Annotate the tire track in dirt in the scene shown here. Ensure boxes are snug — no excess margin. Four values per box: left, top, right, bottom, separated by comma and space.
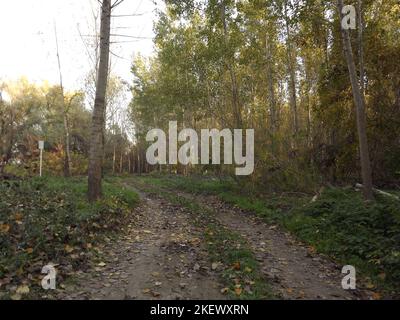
179, 192, 372, 300
55, 191, 225, 300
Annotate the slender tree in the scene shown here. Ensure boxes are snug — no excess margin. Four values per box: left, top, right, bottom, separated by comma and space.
88, 0, 112, 201
54, 23, 71, 177
337, 0, 374, 200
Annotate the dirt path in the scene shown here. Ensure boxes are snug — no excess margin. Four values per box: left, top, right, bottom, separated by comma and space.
185, 192, 371, 300
55, 180, 372, 300
56, 191, 225, 300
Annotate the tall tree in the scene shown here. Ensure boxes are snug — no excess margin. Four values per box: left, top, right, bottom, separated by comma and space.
337, 0, 374, 200
283, 1, 299, 137
88, 0, 112, 201
54, 22, 71, 177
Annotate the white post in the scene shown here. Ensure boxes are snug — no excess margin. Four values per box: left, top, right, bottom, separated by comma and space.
39, 141, 44, 177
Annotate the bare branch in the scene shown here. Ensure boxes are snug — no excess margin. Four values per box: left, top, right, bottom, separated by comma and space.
111, 0, 125, 9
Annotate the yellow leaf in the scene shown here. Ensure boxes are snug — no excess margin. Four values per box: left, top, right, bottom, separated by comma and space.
366, 282, 375, 289
11, 294, 22, 300
0, 224, 10, 234
245, 267, 252, 273
232, 261, 241, 270
26, 248, 34, 254
372, 292, 381, 300
234, 287, 242, 296
16, 285, 30, 295
64, 245, 74, 253
98, 262, 106, 267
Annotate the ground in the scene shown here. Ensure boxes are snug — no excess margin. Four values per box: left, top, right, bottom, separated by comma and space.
53, 177, 373, 300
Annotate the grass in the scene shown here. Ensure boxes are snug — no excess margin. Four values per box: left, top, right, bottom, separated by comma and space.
127, 177, 275, 300
134, 174, 400, 297
0, 176, 139, 299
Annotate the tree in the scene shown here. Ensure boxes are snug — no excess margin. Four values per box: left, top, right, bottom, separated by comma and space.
54, 22, 72, 177
337, 0, 374, 200
88, 0, 112, 202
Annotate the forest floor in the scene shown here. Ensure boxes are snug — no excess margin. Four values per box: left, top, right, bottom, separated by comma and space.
2, 175, 394, 300
54, 176, 376, 300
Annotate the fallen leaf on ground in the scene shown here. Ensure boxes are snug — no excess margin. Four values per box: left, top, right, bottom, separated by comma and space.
232, 262, 241, 270
64, 245, 74, 253
0, 224, 10, 234
16, 285, 30, 295
11, 294, 22, 300
234, 287, 242, 296
372, 292, 381, 300
98, 262, 106, 267
211, 262, 220, 270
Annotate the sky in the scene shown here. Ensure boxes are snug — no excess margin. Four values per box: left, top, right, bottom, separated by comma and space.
0, 0, 161, 91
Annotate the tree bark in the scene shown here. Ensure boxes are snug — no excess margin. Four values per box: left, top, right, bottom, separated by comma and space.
337, 0, 374, 200
284, 2, 299, 136
265, 35, 277, 133
358, 0, 365, 94
88, 0, 111, 202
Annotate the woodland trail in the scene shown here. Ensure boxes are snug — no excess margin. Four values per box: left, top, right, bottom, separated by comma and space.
180, 192, 372, 300
56, 179, 372, 300
56, 188, 225, 300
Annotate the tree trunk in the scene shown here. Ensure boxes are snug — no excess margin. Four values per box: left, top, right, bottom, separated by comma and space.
112, 145, 116, 174
63, 112, 71, 177
284, 2, 299, 136
337, 0, 374, 200
265, 35, 277, 133
88, 0, 111, 202
220, 0, 242, 128
358, 0, 365, 94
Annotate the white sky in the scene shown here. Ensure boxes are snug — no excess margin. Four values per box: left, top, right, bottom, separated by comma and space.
0, 0, 161, 91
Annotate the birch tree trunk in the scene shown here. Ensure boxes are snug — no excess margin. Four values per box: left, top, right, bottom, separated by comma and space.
88, 0, 111, 202
337, 0, 374, 200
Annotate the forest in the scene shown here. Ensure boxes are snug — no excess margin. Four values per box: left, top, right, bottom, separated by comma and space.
0, 0, 400, 302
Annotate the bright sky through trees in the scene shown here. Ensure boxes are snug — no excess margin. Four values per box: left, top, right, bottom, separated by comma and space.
0, 0, 159, 91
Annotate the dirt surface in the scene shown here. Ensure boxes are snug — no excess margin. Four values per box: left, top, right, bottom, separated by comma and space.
55, 181, 373, 300
187, 192, 372, 300
56, 190, 225, 300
